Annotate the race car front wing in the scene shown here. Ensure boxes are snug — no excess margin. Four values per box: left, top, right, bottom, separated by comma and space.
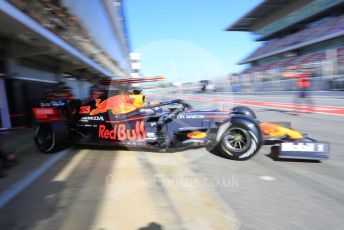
260, 122, 329, 160
279, 141, 329, 160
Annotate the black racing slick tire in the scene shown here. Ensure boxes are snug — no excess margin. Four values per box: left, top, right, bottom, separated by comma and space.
216, 118, 262, 160
34, 122, 69, 153
231, 106, 257, 119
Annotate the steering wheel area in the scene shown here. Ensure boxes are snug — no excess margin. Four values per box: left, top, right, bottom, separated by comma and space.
154, 99, 192, 124
157, 99, 192, 110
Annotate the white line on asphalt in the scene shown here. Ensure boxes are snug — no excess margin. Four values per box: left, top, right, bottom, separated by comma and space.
172, 95, 344, 116
258, 176, 276, 181
0, 149, 69, 209
232, 95, 344, 100
52, 149, 88, 182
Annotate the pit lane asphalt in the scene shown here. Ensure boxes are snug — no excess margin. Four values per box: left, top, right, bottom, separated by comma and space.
0, 93, 343, 230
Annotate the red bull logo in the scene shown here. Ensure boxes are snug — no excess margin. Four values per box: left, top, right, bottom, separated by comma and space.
90, 95, 145, 115
98, 121, 146, 141
79, 106, 91, 114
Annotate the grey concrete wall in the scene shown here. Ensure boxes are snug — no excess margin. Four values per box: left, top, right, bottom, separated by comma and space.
6, 58, 58, 83
6, 57, 92, 100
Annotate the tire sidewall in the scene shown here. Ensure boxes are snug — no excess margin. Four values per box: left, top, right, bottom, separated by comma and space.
231, 106, 257, 119
218, 120, 262, 160
34, 122, 69, 153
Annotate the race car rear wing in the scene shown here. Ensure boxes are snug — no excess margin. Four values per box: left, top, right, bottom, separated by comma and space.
100, 76, 165, 85
33, 107, 63, 122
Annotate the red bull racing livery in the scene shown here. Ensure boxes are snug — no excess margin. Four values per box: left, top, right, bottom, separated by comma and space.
32, 91, 329, 161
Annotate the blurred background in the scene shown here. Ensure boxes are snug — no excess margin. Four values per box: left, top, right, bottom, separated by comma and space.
227, 0, 344, 93
0, 1, 344, 229
0, 0, 344, 129
0, 0, 130, 129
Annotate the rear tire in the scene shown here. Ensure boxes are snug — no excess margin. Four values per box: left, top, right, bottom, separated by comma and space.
34, 122, 69, 153
216, 120, 262, 160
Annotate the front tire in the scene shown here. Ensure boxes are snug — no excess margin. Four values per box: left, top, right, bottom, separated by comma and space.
231, 106, 257, 119
216, 119, 262, 160
34, 122, 69, 153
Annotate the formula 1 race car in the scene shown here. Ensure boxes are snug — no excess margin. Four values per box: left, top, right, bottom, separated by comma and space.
32, 91, 329, 161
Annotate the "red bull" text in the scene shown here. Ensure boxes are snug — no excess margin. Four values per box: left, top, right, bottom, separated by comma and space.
98, 121, 146, 141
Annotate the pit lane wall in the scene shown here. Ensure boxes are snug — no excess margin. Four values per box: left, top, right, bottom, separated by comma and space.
0, 0, 131, 129
229, 75, 344, 92
0, 58, 94, 129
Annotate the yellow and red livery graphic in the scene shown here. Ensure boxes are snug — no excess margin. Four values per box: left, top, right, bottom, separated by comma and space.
98, 121, 146, 141
259, 122, 303, 139
90, 95, 145, 115
187, 131, 207, 139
